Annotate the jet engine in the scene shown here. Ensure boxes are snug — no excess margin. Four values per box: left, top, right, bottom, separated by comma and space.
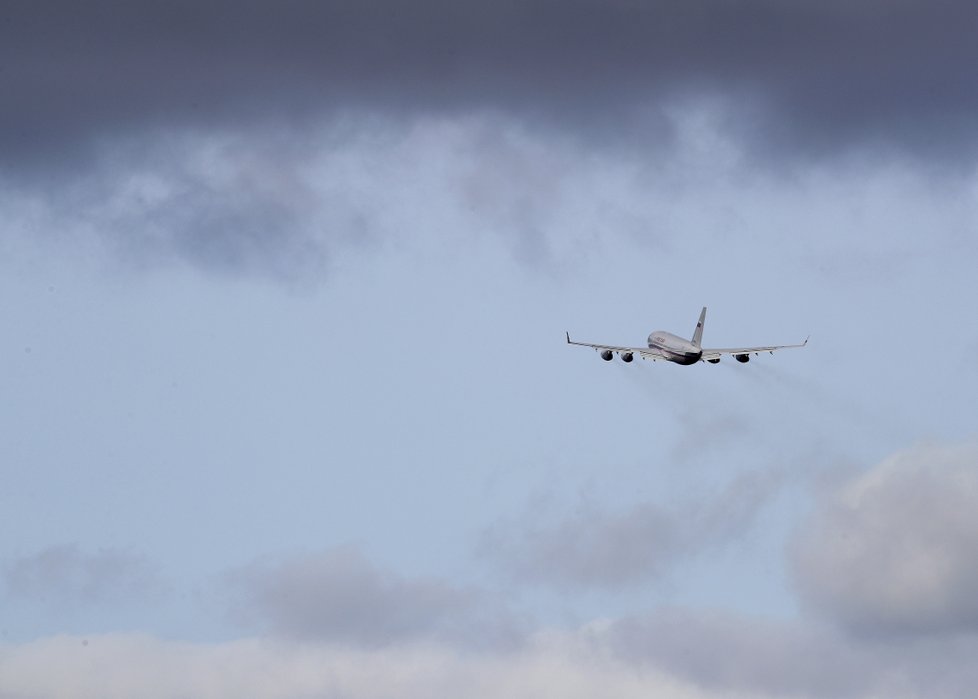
707, 358, 720, 364
600, 349, 614, 361
735, 353, 750, 363
621, 352, 634, 363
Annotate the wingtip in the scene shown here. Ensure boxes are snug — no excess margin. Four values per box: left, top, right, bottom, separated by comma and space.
566, 331, 571, 344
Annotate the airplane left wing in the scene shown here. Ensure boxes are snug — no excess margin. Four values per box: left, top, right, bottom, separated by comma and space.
700, 336, 809, 361
565, 332, 668, 361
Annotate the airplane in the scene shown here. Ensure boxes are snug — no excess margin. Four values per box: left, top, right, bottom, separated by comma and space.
566, 307, 807, 365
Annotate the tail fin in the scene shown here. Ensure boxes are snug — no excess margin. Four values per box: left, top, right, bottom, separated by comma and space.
691, 307, 706, 347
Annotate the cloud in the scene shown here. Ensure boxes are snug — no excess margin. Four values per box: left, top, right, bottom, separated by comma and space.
606, 610, 873, 698
0, 632, 720, 699
1, 112, 692, 280
3, 544, 161, 608
0, 128, 351, 280
7, 619, 978, 699
484, 500, 682, 588
0, 116, 598, 280
6, 0, 978, 284
3, 2, 976, 283
791, 442, 978, 637
228, 546, 523, 648
4, 1, 978, 171
483, 467, 786, 588
604, 608, 978, 699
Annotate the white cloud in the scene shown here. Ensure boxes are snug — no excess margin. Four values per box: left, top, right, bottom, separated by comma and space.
7, 618, 978, 699
0, 632, 719, 699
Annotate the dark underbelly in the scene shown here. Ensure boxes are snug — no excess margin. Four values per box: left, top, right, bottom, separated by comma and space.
669, 351, 702, 365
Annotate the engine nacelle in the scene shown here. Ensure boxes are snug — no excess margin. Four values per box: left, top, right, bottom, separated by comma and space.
621, 352, 634, 363
600, 349, 614, 361
707, 358, 720, 364
735, 353, 750, 363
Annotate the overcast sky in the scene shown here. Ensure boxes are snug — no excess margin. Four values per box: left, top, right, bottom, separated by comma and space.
3, 2, 978, 697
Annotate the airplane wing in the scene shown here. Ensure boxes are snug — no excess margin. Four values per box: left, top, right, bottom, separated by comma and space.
700, 336, 809, 361
565, 332, 668, 361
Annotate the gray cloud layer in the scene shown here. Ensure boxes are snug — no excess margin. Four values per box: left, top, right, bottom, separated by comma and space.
792, 443, 978, 637
606, 608, 978, 699
3, 544, 160, 608
4, 0, 978, 170
483, 467, 786, 588
229, 547, 523, 648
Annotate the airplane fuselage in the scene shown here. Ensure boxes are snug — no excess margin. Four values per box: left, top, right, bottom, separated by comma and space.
647, 331, 703, 365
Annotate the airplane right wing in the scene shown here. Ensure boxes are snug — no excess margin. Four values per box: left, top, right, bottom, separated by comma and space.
700, 336, 809, 362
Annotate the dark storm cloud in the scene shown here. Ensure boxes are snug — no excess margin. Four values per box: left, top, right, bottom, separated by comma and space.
229, 547, 524, 648
4, 0, 978, 169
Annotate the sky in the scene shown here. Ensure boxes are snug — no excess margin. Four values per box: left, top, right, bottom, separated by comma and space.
2, 1, 978, 697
